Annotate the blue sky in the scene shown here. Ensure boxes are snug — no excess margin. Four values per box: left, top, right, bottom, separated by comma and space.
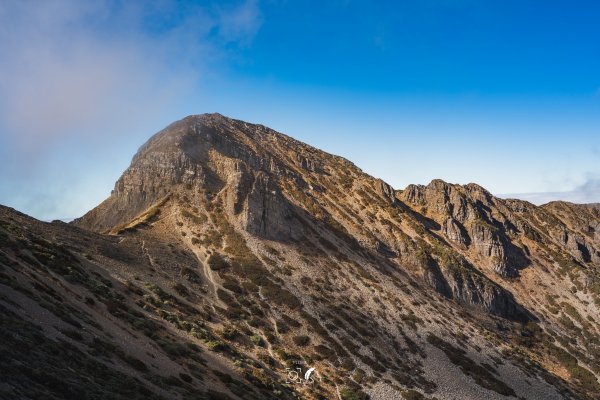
1, 0, 600, 220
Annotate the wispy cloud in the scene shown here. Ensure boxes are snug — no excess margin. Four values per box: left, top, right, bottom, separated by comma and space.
0, 0, 262, 154
499, 176, 600, 205
0, 0, 263, 220
575, 176, 600, 203
216, 0, 263, 46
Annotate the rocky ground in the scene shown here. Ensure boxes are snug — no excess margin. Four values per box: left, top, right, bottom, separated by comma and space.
1, 113, 599, 399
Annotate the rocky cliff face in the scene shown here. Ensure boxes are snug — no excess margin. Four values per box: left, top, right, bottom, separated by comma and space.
4, 114, 600, 400
76, 115, 532, 321
543, 201, 600, 263
76, 115, 308, 240
398, 180, 530, 279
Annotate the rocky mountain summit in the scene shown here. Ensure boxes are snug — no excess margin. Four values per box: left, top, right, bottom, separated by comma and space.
2, 113, 600, 399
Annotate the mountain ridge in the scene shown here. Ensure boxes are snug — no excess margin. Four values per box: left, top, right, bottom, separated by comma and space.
2, 113, 600, 400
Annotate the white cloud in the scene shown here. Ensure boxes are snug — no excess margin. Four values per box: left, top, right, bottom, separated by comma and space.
499, 177, 600, 205
575, 177, 600, 203
217, 0, 263, 45
0, 0, 263, 154
0, 0, 264, 220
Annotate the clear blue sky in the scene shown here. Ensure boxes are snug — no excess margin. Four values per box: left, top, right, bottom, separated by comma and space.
1, 0, 599, 220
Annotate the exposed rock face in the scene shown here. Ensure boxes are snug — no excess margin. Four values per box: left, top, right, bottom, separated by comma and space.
541, 202, 600, 265
74, 114, 558, 322
444, 265, 529, 321
555, 228, 592, 262
376, 179, 397, 205
469, 222, 516, 277
41, 113, 598, 399
76, 114, 301, 235
241, 172, 296, 240
411, 243, 528, 319
74, 118, 204, 231
442, 218, 470, 246
73, 115, 535, 322
398, 179, 530, 279
543, 202, 600, 243
419, 258, 452, 298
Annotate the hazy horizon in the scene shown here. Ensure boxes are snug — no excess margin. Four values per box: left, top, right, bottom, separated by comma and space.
1, 1, 599, 220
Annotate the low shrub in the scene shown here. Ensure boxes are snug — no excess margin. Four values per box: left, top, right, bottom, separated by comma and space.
206, 340, 228, 352
292, 335, 310, 347
340, 386, 369, 400
208, 253, 230, 271
250, 335, 264, 347
220, 325, 238, 340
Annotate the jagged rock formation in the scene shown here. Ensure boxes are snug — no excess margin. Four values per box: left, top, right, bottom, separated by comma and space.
543, 201, 600, 263
398, 179, 530, 279
2, 113, 600, 400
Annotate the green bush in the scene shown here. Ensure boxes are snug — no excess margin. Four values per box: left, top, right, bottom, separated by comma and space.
340, 386, 368, 400
250, 335, 264, 347
144, 282, 171, 301
172, 282, 189, 297
206, 340, 228, 352
220, 325, 238, 340
292, 335, 310, 347
207, 253, 230, 271
275, 319, 289, 334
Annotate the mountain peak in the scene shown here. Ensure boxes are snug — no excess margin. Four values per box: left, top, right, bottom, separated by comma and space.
74, 113, 351, 234
5, 114, 600, 399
